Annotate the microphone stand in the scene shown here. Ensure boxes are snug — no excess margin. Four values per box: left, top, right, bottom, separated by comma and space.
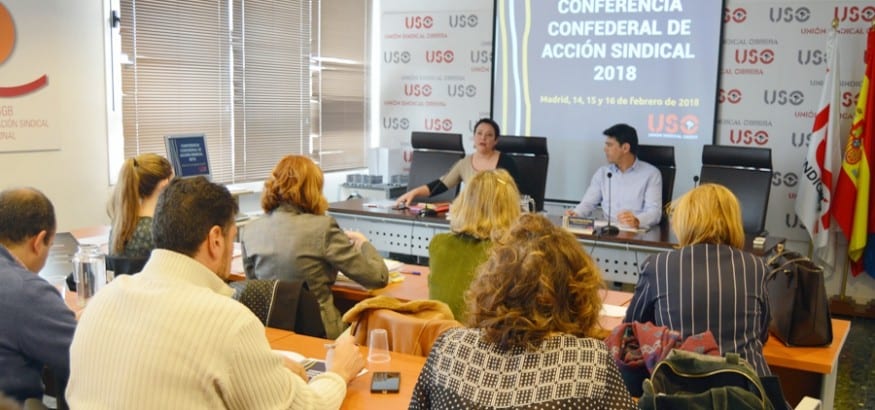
599, 171, 619, 236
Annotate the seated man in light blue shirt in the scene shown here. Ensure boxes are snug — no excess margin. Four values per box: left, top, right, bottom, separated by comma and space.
566, 124, 662, 230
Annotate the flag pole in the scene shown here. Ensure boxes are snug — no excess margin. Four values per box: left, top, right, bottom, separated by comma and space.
827, 17, 859, 316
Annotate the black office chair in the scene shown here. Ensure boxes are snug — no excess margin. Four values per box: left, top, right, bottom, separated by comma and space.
105, 255, 149, 276
698, 145, 772, 235
637, 144, 676, 218
407, 131, 465, 203
496, 135, 549, 211
229, 279, 326, 338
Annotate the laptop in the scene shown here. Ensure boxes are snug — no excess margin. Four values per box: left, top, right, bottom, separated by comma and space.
39, 232, 79, 284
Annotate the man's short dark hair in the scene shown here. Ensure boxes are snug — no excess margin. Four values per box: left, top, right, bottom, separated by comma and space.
152, 177, 238, 256
0, 187, 56, 246
603, 123, 639, 155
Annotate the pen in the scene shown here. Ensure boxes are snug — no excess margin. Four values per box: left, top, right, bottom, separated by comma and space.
400, 270, 421, 276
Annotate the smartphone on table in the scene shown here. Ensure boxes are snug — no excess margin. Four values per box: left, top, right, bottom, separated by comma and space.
370, 371, 401, 394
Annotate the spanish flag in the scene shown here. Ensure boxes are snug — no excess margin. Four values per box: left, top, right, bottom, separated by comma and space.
834, 24, 875, 277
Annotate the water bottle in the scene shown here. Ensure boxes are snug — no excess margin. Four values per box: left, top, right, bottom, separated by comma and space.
72, 244, 106, 307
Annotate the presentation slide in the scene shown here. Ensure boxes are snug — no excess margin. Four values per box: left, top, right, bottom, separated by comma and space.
492, 0, 722, 202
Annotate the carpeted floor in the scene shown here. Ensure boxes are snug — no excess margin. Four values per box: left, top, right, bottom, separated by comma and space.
834, 316, 875, 409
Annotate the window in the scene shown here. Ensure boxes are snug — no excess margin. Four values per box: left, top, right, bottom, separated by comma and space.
119, 0, 369, 183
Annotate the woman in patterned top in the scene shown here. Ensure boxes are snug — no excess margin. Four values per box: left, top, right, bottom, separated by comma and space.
108, 153, 172, 257
410, 213, 636, 410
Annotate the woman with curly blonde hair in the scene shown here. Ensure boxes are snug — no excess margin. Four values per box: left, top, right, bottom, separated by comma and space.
410, 214, 636, 409
427, 169, 520, 320
240, 155, 388, 338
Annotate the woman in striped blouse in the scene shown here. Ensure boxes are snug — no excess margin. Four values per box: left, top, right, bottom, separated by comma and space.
624, 183, 772, 375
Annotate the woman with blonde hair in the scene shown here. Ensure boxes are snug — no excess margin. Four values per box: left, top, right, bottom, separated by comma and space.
411, 214, 636, 409
427, 169, 520, 320
624, 183, 772, 375
108, 153, 173, 257
240, 155, 388, 338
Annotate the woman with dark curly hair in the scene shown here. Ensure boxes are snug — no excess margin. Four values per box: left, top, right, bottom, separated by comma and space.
240, 155, 388, 338
410, 213, 636, 409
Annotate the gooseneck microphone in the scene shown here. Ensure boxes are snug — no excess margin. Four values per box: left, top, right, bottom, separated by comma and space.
599, 171, 619, 236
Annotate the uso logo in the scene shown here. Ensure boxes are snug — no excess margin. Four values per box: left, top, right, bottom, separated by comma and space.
769, 7, 811, 23
785, 213, 807, 230
734, 49, 775, 65
797, 49, 826, 66
772, 171, 799, 188
723, 8, 747, 23
449, 14, 478, 28
470, 49, 491, 64
404, 15, 433, 29
447, 84, 477, 98
424, 118, 453, 132
0, 4, 49, 97
425, 50, 454, 64
383, 51, 411, 64
382, 117, 409, 130
834, 6, 875, 22
718, 89, 742, 104
790, 131, 812, 148
842, 92, 859, 108
647, 114, 699, 136
763, 89, 804, 106
728, 129, 769, 145
403, 83, 432, 97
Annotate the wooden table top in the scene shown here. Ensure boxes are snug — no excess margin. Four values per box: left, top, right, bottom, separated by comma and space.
267, 328, 425, 410
762, 318, 850, 374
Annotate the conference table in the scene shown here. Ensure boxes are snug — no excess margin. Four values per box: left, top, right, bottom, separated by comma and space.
67, 224, 844, 409
325, 199, 784, 285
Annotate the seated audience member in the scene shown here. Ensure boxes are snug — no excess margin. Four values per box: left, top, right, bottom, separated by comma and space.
241, 155, 388, 339
566, 123, 662, 230
67, 177, 365, 409
0, 188, 76, 406
107, 153, 173, 257
428, 169, 521, 320
396, 118, 520, 205
624, 183, 772, 375
410, 214, 637, 409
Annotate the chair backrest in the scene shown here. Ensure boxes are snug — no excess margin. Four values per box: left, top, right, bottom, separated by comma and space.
637, 144, 676, 217
230, 279, 326, 338
105, 255, 149, 276
496, 135, 549, 211
699, 145, 772, 235
408, 131, 465, 203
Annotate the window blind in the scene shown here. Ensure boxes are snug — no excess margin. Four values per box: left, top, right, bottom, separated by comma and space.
121, 0, 329, 183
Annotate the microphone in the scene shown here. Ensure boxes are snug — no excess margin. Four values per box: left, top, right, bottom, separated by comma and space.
599, 171, 619, 236
693, 175, 700, 187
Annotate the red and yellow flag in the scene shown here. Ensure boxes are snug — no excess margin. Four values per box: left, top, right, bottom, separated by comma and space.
834, 25, 875, 277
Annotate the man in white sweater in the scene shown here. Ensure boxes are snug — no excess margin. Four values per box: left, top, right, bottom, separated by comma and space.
67, 177, 364, 409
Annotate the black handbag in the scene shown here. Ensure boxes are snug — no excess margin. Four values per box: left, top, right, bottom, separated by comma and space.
765, 245, 833, 347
